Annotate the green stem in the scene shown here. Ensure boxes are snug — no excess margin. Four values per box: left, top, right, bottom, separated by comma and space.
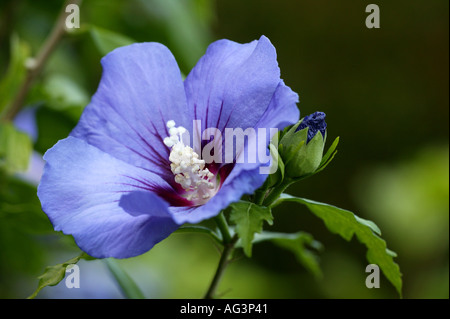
104, 258, 145, 299
204, 234, 238, 299
253, 188, 267, 205
203, 212, 236, 299
214, 211, 232, 244
263, 178, 293, 207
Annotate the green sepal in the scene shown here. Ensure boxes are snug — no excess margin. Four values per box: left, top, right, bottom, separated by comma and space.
278, 121, 304, 165
315, 136, 339, 174
290, 129, 325, 177
278, 121, 325, 179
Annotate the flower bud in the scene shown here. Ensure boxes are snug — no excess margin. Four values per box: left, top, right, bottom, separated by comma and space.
279, 112, 327, 179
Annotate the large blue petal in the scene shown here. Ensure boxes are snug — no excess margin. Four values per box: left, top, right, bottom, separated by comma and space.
38, 137, 178, 258
184, 35, 282, 133
71, 43, 189, 180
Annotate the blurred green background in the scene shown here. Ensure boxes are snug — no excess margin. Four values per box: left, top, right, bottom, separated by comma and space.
0, 0, 448, 299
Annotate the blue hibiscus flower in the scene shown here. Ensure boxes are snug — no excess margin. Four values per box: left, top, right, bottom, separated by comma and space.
37, 36, 300, 258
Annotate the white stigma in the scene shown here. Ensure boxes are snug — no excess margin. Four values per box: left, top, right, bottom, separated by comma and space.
164, 121, 217, 205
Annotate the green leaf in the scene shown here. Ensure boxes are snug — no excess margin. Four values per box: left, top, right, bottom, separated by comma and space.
0, 122, 32, 173
229, 201, 273, 257
104, 258, 145, 299
0, 35, 30, 115
273, 194, 402, 296
28, 252, 94, 299
253, 231, 323, 278
89, 26, 135, 56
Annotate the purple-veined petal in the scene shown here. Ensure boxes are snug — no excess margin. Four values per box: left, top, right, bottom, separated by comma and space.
220, 80, 299, 171
184, 35, 281, 134
71, 43, 189, 182
184, 35, 298, 161
37, 137, 178, 258
256, 80, 300, 132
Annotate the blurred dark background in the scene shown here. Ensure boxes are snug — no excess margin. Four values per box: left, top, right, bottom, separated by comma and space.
0, 0, 448, 298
